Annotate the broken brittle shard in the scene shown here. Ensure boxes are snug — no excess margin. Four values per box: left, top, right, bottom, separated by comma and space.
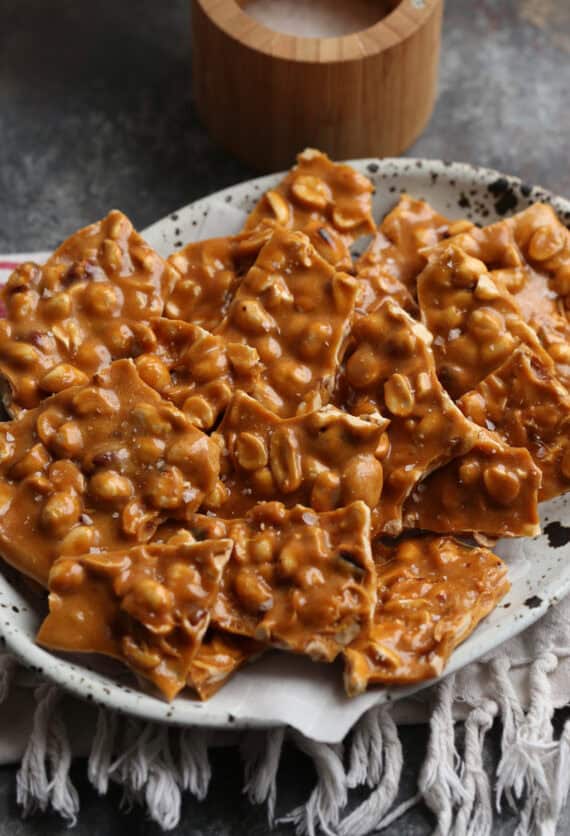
0, 211, 177, 414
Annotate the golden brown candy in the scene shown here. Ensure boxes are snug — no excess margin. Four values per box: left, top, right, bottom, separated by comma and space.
355, 195, 455, 299
244, 148, 375, 245
417, 244, 555, 399
458, 346, 570, 501
436, 203, 570, 386
216, 391, 388, 517
135, 318, 260, 430
344, 535, 509, 694
336, 299, 478, 535
37, 539, 232, 700
213, 502, 376, 663
0, 211, 176, 413
217, 227, 358, 417
403, 430, 541, 537
0, 360, 220, 585
187, 630, 264, 700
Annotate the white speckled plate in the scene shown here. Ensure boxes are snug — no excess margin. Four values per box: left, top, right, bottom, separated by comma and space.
1, 159, 569, 744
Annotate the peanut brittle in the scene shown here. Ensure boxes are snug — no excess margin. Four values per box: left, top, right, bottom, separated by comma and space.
403, 430, 541, 537
440, 203, 570, 318
187, 630, 264, 700
355, 195, 458, 299
213, 502, 376, 662
37, 539, 232, 700
438, 203, 570, 385
217, 227, 358, 417
459, 346, 570, 501
135, 318, 260, 430
0, 360, 220, 585
343, 536, 509, 694
0, 211, 176, 414
336, 299, 478, 535
243, 148, 375, 245
417, 245, 555, 399
166, 235, 253, 331
215, 391, 389, 516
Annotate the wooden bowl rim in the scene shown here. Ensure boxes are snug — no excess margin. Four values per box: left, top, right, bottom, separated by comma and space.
195, 0, 440, 63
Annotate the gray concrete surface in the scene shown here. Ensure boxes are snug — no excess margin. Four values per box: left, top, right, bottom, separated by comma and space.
0, 0, 570, 833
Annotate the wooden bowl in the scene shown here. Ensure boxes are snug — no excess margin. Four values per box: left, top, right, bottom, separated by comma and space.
191, 0, 444, 171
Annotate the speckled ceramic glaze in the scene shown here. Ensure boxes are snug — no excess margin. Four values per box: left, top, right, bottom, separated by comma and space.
1, 159, 569, 744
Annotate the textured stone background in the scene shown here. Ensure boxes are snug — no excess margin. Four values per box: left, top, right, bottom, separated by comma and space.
0, 0, 570, 833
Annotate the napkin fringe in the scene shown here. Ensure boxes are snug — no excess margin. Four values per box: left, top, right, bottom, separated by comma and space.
6, 648, 570, 835
16, 683, 79, 825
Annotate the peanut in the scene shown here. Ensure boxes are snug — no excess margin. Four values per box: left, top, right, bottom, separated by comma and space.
384, 373, 415, 417
235, 432, 268, 471
89, 470, 134, 503
41, 490, 82, 535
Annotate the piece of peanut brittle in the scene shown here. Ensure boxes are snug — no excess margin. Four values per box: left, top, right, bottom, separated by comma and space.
166, 235, 255, 331
187, 630, 264, 700
212, 501, 376, 662
355, 195, 459, 300
458, 346, 570, 500
437, 203, 570, 385
37, 539, 232, 700
343, 535, 509, 694
214, 391, 388, 516
417, 244, 555, 400
336, 299, 478, 535
0, 360, 220, 585
439, 203, 570, 318
243, 148, 375, 245
217, 227, 358, 417
135, 318, 260, 431
403, 430, 541, 537
0, 211, 177, 414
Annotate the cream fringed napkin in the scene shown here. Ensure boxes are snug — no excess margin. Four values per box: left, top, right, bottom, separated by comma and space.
1, 254, 570, 836
1, 598, 570, 835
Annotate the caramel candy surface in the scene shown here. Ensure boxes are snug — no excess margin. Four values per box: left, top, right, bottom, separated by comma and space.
459, 346, 570, 501
187, 630, 263, 700
216, 391, 388, 517
38, 539, 232, 700
217, 227, 358, 417
213, 501, 376, 663
0, 211, 176, 413
336, 299, 478, 535
418, 244, 554, 400
356, 195, 455, 298
438, 203, 570, 386
403, 430, 541, 537
244, 148, 375, 245
135, 318, 260, 431
0, 360, 220, 585
344, 535, 509, 694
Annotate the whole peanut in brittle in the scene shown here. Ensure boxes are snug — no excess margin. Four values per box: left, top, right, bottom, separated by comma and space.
214, 391, 389, 516
212, 502, 376, 663
403, 430, 541, 537
417, 244, 556, 400
0, 211, 177, 414
336, 299, 478, 535
135, 318, 260, 431
344, 535, 509, 695
458, 346, 570, 501
217, 227, 358, 418
355, 195, 459, 303
243, 148, 375, 245
0, 360, 220, 585
37, 539, 232, 700
434, 203, 570, 386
